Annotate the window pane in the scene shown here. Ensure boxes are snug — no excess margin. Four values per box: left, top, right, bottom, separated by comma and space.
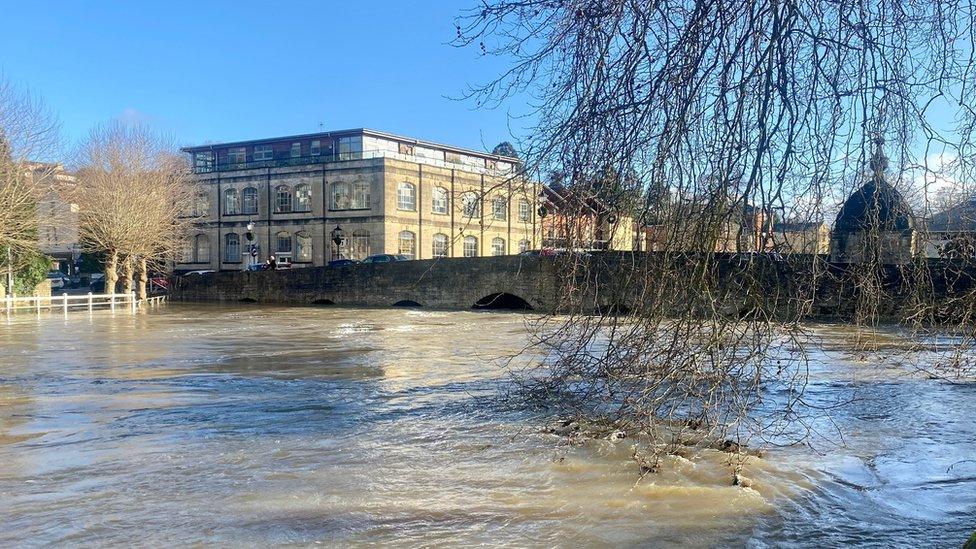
493, 197, 507, 220
518, 199, 531, 222
398, 230, 416, 259
276, 232, 292, 253
519, 239, 531, 253
224, 189, 240, 215
275, 185, 292, 213
432, 187, 448, 214
194, 234, 210, 262
397, 183, 416, 211
332, 182, 351, 210
492, 237, 505, 256
295, 184, 311, 212
349, 230, 370, 261
225, 233, 240, 262
290, 142, 301, 158
296, 232, 312, 262
353, 181, 370, 209
242, 187, 258, 214
463, 236, 478, 257
432, 233, 448, 257
311, 140, 321, 155
462, 193, 480, 218
254, 145, 273, 161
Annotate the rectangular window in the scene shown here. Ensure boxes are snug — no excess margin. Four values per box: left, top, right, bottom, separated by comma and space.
193, 151, 214, 171
290, 142, 302, 158
493, 197, 507, 221
310, 140, 321, 155
254, 145, 273, 161
518, 199, 531, 222
226, 147, 246, 164
338, 136, 362, 160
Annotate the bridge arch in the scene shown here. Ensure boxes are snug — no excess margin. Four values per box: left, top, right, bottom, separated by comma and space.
392, 299, 423, 308
473, 292, 533, 311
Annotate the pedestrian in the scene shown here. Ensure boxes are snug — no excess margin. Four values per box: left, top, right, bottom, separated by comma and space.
268, 255, 277, 270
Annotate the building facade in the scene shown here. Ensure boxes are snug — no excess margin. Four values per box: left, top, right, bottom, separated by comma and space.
31, 163, 81, 274
179, 129, 539, 271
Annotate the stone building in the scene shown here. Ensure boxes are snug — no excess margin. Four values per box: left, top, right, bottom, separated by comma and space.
179, 128, 539, 271
923, 198, 976, 258
771, 221, 830, 254
829, 146, 917, 264
32, 163, 80, 274
538, 185, 634, 251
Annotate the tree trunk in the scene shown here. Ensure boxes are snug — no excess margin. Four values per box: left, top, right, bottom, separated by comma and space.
121, 256, 134, 295
105, 250, 119, 294
136, 257, 148, 302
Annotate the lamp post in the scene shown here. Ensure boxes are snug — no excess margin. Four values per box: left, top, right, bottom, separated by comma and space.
330, 225, 344, 260
244, 220, 256, 270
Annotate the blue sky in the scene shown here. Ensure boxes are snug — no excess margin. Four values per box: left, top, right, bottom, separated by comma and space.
0, 1, 529, 156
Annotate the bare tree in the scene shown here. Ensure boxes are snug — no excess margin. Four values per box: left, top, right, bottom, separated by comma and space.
456, 1, 976, 469
74, 121, 196, 299
0, 75, 61, 293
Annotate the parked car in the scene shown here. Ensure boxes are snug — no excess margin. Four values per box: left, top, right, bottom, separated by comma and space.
184, 270, 216, 276
327, 259, 360, 268
362, 254, 410, 264
246, 263, 266, 272
89, 273, 106, 293
47, 271, 69, 290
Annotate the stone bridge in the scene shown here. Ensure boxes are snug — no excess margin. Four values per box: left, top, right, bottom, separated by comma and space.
170, 255, 565, 311
170, 253, 976, 320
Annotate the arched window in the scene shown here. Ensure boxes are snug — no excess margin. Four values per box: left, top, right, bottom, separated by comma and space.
462, 192, 480, 218
349, 229, 370, 260
398, 182, 416, 211
242, 187, 258, 215
294, 184, 311, 212
274, 185, 292, 213
224, 233, 240, 262
276, 231, 292, 254
295, 231, 312, 262
331, 181, 351, 210
194, 234, 210, 263
432, 233, 449, 258
193, 192, 209, 217
431, 186, 448, 214
492, 237, 506, 256
353, 181, 370, 209
492, 197, 507, 221
518, 239, 531, 253
224, 188, 240, 215
398, 230, 416, 259
463, 235, 478, 257
518, 198, 531, 222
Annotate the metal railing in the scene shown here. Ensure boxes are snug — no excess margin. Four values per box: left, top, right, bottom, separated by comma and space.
192, 149, 516, 176
2, 292, 167, 315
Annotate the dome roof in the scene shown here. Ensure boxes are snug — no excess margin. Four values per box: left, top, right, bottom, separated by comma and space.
834, 179, 914, 233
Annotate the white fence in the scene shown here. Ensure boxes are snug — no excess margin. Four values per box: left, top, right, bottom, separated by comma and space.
2, 292, 166, 315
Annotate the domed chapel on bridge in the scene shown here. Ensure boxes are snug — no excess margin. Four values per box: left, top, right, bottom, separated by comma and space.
829, 141, 918, 264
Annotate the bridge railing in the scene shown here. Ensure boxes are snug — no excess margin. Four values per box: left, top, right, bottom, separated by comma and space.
2, 292, 167, 315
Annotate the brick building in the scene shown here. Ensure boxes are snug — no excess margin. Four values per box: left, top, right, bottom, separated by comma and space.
179, 128, 540, 271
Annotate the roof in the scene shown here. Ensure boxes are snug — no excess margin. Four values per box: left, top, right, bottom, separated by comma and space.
180, 127, 520, 163
927, 198, 976, 232
834, 179, 914, 233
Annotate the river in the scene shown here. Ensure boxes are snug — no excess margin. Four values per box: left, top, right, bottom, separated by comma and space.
0, 305, 973, 547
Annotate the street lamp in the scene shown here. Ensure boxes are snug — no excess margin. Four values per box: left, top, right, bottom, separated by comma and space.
330, 225, 344, 260
244, 220, 256, 270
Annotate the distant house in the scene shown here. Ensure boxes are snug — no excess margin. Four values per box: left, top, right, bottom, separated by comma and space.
30, 163, 80, 274
923, 198, 976, 258
829, 145, 917, 264
771, 222, 829, 254
539, 185, 634, 251
637, 199, 771, 253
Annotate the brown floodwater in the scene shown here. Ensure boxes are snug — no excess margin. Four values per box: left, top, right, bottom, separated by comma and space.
0, 305, 973, 547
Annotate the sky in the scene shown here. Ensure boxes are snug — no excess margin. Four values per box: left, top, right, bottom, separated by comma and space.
0, 1, 531, 158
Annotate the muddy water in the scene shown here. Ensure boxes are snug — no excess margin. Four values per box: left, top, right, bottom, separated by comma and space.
0, 306, 973, 547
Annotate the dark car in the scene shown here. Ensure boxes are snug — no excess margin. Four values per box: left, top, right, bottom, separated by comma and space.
362, 254, 410, 264
328, 259, 360, 267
